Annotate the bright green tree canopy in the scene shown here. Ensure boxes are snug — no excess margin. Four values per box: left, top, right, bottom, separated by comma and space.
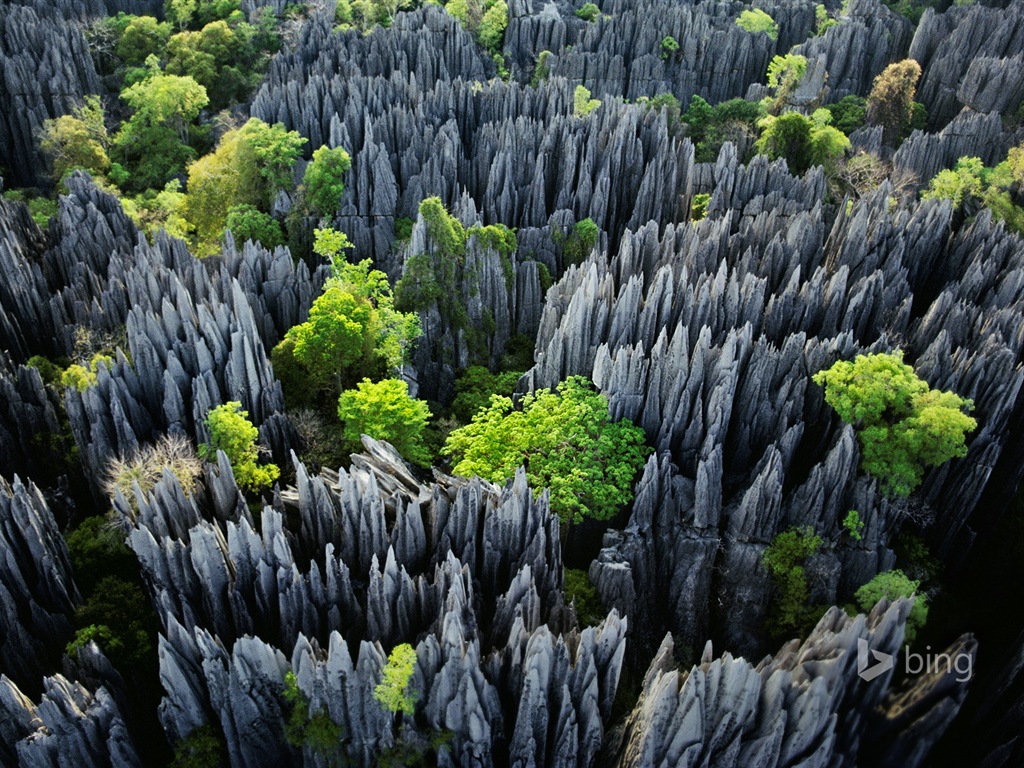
302, 145, 352, 218
442, 376, 651, 524
200, 401, 280, 492
337, 378, 431, 465
813, 352, 976, 497
374, 643, 419, 716
855, 569, 928, 644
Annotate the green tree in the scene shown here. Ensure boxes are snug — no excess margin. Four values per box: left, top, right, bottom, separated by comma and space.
866, 59, 922, 146
120, 63, 209, 144
478, 0, 508, 59
691, 192, 711, 221
922, 156, 984, 209
763, 54, 808, 115
225, 204, 283, 248
561, 217, 599, 264
184, 118, 305, 252
573, 85, 601, 118
165, 0, 199, 30
302, 145, 352, 218
855, 569, 928, 644
756, 109, 850, 175
200, 401, 280, 492
290, 286, 374, 389
39, 96, 111, 183
813, 352, 977, 497
282, 672, 346, 764
763, 526, 824, 639
165, 20, 256, 110
825, 94, 868, 135
451, 365, 523, 423
69, 575, 156, 669
375, 643, 419, 717
736, 8, 778, 40
660, 35, 679, 61
843, 509, 865, 541
443, 376, 651, 524
116, 15, 172, 66
575, 2, 599, 21
337, 378, 431, 465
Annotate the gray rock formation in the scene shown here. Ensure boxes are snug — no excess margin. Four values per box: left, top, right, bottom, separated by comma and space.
0, 475, 79, 694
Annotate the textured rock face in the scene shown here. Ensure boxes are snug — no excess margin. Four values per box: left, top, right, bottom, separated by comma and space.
0, 475, 79, 694
534, 155, 1024, 657
910, 1, 1024, 129
606, 600, 975, 768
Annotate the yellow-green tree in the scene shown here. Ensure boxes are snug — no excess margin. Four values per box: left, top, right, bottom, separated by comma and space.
866, 59, 922, 146
39, 96, 111, 183
813, 352, 976, 496
200, 401, 280, 492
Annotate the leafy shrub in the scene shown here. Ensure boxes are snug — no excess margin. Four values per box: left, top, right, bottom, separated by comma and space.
813, 352, 977, 497
564, 568, 605, 626
575, 2, 599, 21
70, 575, 156, 669
736, 8, 778, 40
443, 376, 651, 524
573, 85, 601, 118
200, 401, 280, 492
825, 95, 868, 135
302, 145, 352, 218
530, 50, 551, 87
660, 35, 679, 61
866, 59, 922, 146
375, 643, 419, 715
763, 526, 824, 638
691, 192, 711, 221
169, 725, 225, 768
225, 204, 283, 248
560, 217, 599, 264
66, 514, 140, 593
283, 671, 345, 761
842, 509, 864, 541
61, 353, 115, 391
337, 378, 432, 466
855, 569, 928, 644
393, 216, 414, 241
451, 366, 523, 423
756, 109, 850, 175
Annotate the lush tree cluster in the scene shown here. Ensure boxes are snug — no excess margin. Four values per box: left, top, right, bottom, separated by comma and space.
303, 145, 353, 219
825, 95, 868, 136
450, 365, 523, 423
573, 85, 601, 118
763, 526, 824, 639
375, 643, 419, 716
445, 0, 509, 70
443, 376, 651, 524
922, 145, 1024, 234
337, 378, 431, 465
735, 8, 778, 40
678, 95, 762, 162
813, 352, 977, 497
200, 401, 280, 492
575, 2, 600, 21
756, 109, 850, 175
855, 569, 929, 644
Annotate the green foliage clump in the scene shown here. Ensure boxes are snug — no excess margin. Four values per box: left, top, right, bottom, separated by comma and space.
61, 353, 115, 391
842, 509, 864, 541
921, 147, 1024, 234
451, 365, 523, 423
763, 54, 808, 115
225, 204, 283, 248
814, 3, 838, 35
200, 401, 280, 492
169, 725, 225, 768
573, 85, 601, 118
535, 261, 553, 292
375, 643, 419, 715
736, 8, 778, 40
184, 118, 306, 253
278, 252, 419, 399
165, 20, 261, 110
825, 95, 868, 135
755, 108, 850, 175
813, 352, 977, 497
337, 378, 431, 465
302, 145, 352, 218
855, 569, 928, 644
691, 192, 711, 221
564, 568, 605, 626
575, 3, 600, 21
116, 16, 172, 66
66, 515, 141, 594
763, 526, 824, 639
393, 216, 414, 241
660, 35, 679, 61
68, 575, 156, 669
530, 50, 551, 88
39, 96, 111, 184
443, 376, 651, 524
283, 671, 346, 762
122, 179, 192, 241
26, 355, 64, 386
445, 0, 508, 64
680, 95, 763, 162
560, 217, 599, 265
